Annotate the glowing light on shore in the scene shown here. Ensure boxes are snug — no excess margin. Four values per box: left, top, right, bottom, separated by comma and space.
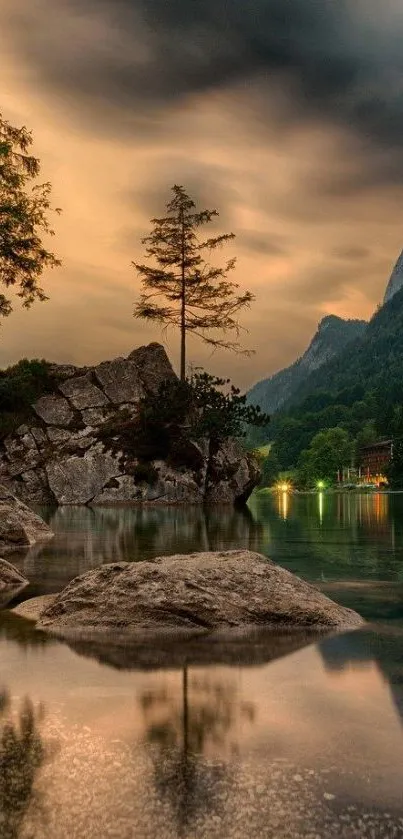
277, 482, 291, 493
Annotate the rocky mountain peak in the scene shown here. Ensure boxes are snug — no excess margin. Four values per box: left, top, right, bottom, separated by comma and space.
384, 249, 403, 305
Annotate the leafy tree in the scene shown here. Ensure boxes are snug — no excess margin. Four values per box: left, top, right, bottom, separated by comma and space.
355, 420, 377, 462
258, 448, 281, 487
0, 358, 55, 439
386, 439, 403, 489
0, 114, 61, 321
297, 427, 353, 487
133, 185, 254, 380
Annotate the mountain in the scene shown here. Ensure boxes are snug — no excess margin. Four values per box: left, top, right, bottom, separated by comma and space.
270, 283, 403, 469
384, 249, 403, 305
248, 315, 367, 414
286, 283, 403, 404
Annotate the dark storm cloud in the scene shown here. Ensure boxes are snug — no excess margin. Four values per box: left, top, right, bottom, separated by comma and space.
7, 0, 403, 156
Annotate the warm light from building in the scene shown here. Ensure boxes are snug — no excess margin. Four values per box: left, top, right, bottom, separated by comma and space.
276, 482, 291, 493
317, 480, 326, 490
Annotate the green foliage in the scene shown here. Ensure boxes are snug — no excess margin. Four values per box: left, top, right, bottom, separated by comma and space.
133, 185, 254, 379
96, 371, 267, 481
297, 427, 353, 488
255, 286, 403, 472
253, 445, 281, 488
386, 439, 403, 489
0, 114, 61, 320
0, 359, 55, 438
141, 371, 270, 444
247, 315, 366, 415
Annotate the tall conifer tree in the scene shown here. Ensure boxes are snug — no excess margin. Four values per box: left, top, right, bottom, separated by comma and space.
133, 185, 253, 380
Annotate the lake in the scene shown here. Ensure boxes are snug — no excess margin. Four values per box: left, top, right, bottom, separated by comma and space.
1, 492, 403, 838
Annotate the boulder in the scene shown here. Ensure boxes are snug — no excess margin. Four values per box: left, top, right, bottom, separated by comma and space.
0, 484, 53, 552
0, 558, 29, 608
37, 550, 364, 637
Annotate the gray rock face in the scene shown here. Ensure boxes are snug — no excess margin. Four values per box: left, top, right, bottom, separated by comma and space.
129, 342, 176, 393
38, 550, 364, 637
46, 446, 122, 504
384, 249, 403, 304
94, 358, 144, 404
59, 373, 110, 410
205, 439, 260, 504
34, 394, 74, 426
0, 484, 53, 552
0, 558, 29, 608
0, 343, 260, 506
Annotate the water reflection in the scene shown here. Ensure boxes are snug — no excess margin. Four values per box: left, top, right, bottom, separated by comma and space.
0, 692, 47, 839
0, 612, 54, 651
13, 505, 263, 596
0, 625, 402, 836
140, 670, 256, 836
318, 491, 324, 524
249, 492, 403, 588
319, 627, 403, 726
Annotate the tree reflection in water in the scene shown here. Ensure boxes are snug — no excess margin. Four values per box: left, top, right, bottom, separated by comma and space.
0, 691, 47, 839
139, 667, 256, 836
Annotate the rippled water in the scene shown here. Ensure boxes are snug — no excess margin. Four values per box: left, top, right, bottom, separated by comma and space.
2, 493, 403, 838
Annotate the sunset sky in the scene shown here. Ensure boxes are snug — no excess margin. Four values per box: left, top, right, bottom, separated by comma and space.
2, 0, 403, 388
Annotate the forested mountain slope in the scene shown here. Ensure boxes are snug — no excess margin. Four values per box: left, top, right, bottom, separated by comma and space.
248, 315, 366, 414
264, 285, 403, 469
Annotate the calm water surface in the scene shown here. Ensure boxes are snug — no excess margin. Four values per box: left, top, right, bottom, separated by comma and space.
1, 493, 403, 838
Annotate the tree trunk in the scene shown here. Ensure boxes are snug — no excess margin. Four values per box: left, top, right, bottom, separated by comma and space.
180, 210, 186, 380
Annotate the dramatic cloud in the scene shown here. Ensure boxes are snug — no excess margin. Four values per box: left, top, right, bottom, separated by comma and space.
1, 0, 403, 386
6, 0, 403, 151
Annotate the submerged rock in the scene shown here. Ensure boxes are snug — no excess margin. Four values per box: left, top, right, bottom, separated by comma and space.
37, 550, 364, 639
0, 484, 53, 553
0, 557, 29, 608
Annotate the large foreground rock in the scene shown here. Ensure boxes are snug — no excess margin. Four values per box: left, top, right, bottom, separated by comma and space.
0, 558, 29, 607
0, 484, 53, 553
37, 550, 364, 638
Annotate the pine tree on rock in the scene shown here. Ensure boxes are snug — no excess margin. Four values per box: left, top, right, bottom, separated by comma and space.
0, 113, 61, 322
133, 185, 254, 380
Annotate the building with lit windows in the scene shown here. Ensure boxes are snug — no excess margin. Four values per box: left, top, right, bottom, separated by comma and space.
358, 440, 393, 486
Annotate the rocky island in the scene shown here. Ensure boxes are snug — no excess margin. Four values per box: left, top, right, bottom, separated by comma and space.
0, 343, 260, 506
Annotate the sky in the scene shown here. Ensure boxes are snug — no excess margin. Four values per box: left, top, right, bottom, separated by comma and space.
1, 0, 403, 388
